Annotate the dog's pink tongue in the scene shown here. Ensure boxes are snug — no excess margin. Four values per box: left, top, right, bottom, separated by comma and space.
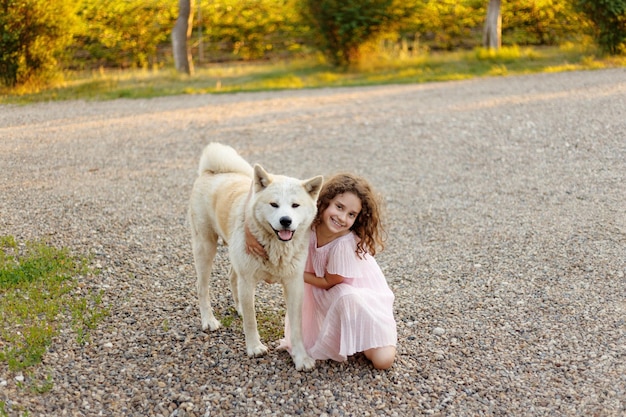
278, 230, 294, 241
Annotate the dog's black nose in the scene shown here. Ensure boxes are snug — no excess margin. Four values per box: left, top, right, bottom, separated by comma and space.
280, 216, 292, 227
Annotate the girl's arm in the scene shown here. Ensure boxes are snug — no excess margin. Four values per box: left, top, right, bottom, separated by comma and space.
243, 186, 268, 259
304, 271, 344, 290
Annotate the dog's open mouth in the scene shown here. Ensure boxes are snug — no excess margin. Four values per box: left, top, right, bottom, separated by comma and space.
275, 229, 294, 241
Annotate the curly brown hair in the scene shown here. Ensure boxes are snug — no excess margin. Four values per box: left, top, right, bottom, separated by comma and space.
313, 173, 386, 257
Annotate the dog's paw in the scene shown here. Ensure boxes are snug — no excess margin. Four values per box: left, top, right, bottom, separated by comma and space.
294, 355, 316, 371
201, 316, 221, 332
247, 343, 269, 358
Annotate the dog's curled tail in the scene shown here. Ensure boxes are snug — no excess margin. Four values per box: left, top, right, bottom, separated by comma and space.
198, 142, 254, 177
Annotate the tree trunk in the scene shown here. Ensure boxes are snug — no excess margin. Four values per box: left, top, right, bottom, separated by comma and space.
483, 0, 501, 50
172, 0, 194, 75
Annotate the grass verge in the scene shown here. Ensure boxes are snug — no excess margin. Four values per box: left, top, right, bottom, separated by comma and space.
0, 236, 108, 389
1, 45, 624, 104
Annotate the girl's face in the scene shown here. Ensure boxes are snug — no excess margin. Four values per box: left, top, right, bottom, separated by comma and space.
320, 192, 362, 236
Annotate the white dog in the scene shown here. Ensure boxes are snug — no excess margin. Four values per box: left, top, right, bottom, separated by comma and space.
188, 143, 322, 370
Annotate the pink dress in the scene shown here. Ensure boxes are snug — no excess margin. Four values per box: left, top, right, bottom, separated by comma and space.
279, 229, 397, 362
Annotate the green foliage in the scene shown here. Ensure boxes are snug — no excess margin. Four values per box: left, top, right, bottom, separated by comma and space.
73, 0, 178, 69
398, 0, 485, 50
397, 0, 592, 51
0, 0, 608, 89
575, 0, 626, 54
0, 236, 108, 374
503, 0, 590, 46
0, 0, 78, 88
200, 0, 311, 61
302, 0, 418, 67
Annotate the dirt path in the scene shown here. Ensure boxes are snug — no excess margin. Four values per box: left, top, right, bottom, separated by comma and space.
1, 68, 625, 416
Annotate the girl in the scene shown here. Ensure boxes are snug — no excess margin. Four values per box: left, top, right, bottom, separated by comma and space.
247, 173, 397, 369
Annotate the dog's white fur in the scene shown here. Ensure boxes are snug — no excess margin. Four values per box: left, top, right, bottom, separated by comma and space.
189, 143, 322, 371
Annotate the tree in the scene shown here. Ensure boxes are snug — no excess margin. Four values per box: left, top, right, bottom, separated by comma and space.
172, 0, 195, 74
503, 0, 585, 46
483, 0, 501, 49
76, 0, 178, 69
0, 0, 78, 88
199, 0, 310, 61
302, 0, 417, 67
575, 0, 626, 54
76, 0, 177, 69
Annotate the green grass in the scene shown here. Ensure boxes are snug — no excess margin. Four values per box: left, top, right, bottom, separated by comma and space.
220, 305, 285, 343
1, 45, 624, 104
0, 236, 108, 386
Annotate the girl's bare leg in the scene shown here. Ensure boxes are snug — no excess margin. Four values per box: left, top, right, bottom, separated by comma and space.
364, 346, 396, 370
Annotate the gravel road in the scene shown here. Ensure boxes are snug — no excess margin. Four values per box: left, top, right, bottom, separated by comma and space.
1, 68, 625, 416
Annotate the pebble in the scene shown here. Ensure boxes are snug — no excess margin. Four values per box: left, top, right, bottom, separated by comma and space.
433, 327, 446, 336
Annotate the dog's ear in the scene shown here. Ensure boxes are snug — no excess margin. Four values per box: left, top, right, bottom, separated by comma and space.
253, 164, 272, 192
302, 176, 323, 200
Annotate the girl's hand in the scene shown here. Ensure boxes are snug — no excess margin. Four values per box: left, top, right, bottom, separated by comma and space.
245, 223, 267, 259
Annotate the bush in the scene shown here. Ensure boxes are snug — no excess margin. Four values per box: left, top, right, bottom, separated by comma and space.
397, 0, 591, 51
397, 0, 485, 51
199, 0, 311, 61
503, 0, 588, 46
0, 0, 78, 88
575, 0, 626, 54
73, 0, 178, 69
302, 0, 417, 67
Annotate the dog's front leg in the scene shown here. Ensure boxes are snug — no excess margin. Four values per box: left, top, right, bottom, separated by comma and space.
238, 279, 268, 357
283, 278, 316, 371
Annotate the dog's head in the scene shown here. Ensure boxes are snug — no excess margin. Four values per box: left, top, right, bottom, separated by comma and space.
252, 164, 323, 242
